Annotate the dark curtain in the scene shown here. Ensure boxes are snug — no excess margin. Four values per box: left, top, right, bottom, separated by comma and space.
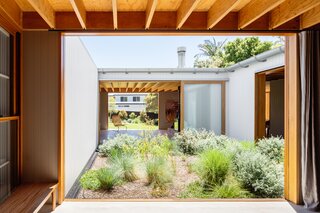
300, 30, 320, 211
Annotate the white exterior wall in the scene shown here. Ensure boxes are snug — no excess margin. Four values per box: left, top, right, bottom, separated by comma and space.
227, 54, 284, 141
64, 37, 99, 195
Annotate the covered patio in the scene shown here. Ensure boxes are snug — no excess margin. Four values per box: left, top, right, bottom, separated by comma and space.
0, 0, 320, 212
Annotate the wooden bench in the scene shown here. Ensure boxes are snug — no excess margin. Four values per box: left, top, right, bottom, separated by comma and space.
0, 183, 58, 213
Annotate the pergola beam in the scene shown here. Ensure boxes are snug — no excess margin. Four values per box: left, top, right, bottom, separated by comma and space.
301, 5, 320, 29
239, 0, 285, 29
145, 0, 157, 29
0, 0, 22, 30
270, 0, 320, 29
125, 82, 129, 92
177, 0, 201, 29
207, 0, 239, 29
26, 0, 55, 28
110, 82, 114, 92
112, 0, 118, 29
70, 0, 86, 29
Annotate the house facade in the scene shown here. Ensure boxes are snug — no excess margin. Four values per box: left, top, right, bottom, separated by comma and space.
110, 93, 147, 112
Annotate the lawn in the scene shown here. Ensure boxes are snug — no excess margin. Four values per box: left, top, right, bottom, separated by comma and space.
108, 122, 158, 130
79, 130, 284, 199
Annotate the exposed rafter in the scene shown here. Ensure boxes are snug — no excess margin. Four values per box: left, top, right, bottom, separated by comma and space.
0, 0, 22, 30
301, 5, 320, 29
177, 0, 201, 29
139, 83, 148, 92
112, 0, 117, 29
207, 0, 239, 29
26, 0, 55, 28
110, 82, 114, 92
145, 0, 157, 29
125, 82, 129, 92
238, 0, 285, 29
270, 0, 320, 29
70, 0, 86, 29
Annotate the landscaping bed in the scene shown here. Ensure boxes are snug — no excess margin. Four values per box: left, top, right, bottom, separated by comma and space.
78, 129, 284, 199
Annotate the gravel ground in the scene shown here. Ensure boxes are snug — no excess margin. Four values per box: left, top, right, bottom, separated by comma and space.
77, 155, 199, 199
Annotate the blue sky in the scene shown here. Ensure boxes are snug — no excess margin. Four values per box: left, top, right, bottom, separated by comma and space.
80, 36, 279, 68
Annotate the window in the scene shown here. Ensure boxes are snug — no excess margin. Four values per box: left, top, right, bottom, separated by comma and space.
133, 96, 140, 102
0, 28, 11, 118
120, 97, 128, 102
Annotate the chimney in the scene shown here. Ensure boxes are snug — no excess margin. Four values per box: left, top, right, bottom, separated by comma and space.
177, 46, 186, 68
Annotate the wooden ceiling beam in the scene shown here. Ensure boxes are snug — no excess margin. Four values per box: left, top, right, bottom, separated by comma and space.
70, 0, 86, 29
26, 0, 55, 28
139, 83, 148, 92
207, 0, 239, 29
238, 0, 285, 29
110, 82, 114, 92
177, 0, 201, 29
112, 0, 118, 29
145, 0, 157, 29
270, 0, 320, 29
0, 0, 22, 31
125, 82, 129, 92
301, 5, 320, 29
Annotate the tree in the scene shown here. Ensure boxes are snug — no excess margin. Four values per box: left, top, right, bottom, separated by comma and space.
222, 37, 273, 66
145, 93, 158, 113
194, 37, 226, 68
194, 37, 273, 68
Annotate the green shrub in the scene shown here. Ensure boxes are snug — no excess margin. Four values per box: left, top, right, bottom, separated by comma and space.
233, 150, 284, 198
139, 110, 149, 123
146, 119, 154, 126
79, 170, 101, 190
195, 149, 231, 189
239, 141, 255, 151
179, 180, 250, 198
96, 168, 121, 191
133, 117, 141, 124
196, 135, 241, 157
256, 137, 284, 163
146, 157, 173, 188
213, 180, 252, 198
173, 128, 216, 154
99, 134, 138, 157
110, 152, 138, 182
119, 110, 128, 119
129, 112, 137, 119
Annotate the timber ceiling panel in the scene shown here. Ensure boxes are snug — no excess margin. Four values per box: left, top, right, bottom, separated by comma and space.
4, 0, 320, 31
156, 0, 184, 11
48, 0, 73, 11
100, 81, 180, 93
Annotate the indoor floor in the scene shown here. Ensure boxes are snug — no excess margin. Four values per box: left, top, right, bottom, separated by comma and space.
52, 201, 295, 213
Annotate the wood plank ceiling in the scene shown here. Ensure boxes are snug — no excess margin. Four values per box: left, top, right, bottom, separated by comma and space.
1, 0, 320, 32
100, 81, 180, 93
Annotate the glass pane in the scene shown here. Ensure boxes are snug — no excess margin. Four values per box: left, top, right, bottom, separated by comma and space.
184, 84, 222, 134
0, 29, 10, 117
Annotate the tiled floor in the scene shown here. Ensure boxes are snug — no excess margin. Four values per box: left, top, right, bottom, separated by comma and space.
53, 201, 296, 213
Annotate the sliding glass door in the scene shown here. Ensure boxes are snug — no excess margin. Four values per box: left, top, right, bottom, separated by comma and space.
182, 81, 225, 135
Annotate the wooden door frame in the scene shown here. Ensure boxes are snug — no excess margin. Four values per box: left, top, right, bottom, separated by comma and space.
58, 33, 301, 205
254, 66, 285, 140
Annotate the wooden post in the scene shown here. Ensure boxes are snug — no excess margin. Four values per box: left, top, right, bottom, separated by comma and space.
284, 34, 301, 204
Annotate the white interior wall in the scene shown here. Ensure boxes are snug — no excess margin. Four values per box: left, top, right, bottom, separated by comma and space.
227, 54, 284, 141
64, 37, 99, 195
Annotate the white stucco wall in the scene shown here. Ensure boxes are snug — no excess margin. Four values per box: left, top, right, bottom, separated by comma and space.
227, 54, 284, 141
64, 37, 99, 195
